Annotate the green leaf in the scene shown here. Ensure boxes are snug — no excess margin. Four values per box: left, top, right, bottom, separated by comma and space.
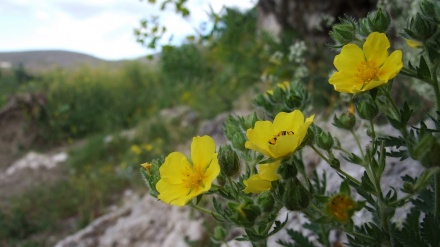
411, 186, 435, 213
342, 152, 363, 165
420, 213, 440, 247
416, 56, 431, 80
277, 228, 315, 247
340, 179, 351, 195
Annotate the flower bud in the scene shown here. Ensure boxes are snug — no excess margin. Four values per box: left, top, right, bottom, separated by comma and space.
403, 13, 438, 41
230, 201, 261, 226
282, 178, 310, 211
278, 160, 297, 180
329, 19, 357, 46
333, 112, 356, 130
411, 134, 440, 168
402, 181, 414, 194
257, 191, 275, 212
232, 133, 247, 151
212, 226, 227, 241
367, 8, 391, 33
218, 145, 240, 177
356, 100, 378, 120
329, 158, 340, 169
244, 112, 259, 129
316, 131, 334, 151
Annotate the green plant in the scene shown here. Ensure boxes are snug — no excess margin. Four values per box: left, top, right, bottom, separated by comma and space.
140, 2, 440, 246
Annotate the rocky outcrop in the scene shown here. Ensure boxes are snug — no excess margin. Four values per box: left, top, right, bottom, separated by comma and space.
54, 191, 205, 247
257, 0, 378, 39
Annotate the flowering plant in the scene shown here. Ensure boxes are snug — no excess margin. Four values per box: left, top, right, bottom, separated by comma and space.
140, 1, 440, 246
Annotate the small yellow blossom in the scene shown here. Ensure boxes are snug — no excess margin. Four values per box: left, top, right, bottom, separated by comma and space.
329, 32, 403, 94
405, 39, 422, 48
245, 110, 314, 159
140, 162, 152, 174
143, 144, 153, 152
156, 136, 220, 206
326, 194, 356, 223
130, 145, 142, 155
243, 161, 281, 194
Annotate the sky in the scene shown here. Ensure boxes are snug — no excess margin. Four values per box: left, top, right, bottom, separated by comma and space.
1, 0, 256, 60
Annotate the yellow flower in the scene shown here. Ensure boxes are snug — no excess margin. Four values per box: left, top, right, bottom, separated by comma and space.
130, 145, 142, 155
140, 162, 152, 174
156, 136, 220, 206
329, 32, 403, 94
243, 161, 281, 194
266, 81, 290, 95
245, 110, 314, 159
326, 194, 356, 223
143, 144, 153, 151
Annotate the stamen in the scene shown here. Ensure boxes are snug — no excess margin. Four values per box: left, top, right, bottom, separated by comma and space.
268, 130, 294, 145
356, 61, 378, 85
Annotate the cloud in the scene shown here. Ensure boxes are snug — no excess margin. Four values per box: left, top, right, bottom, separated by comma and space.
0, 0, 256, 60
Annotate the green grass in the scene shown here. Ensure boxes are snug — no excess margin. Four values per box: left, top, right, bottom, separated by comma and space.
0, 7, 288, 246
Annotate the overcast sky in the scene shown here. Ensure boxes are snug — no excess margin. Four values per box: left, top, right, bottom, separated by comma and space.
1, 0, 255, 60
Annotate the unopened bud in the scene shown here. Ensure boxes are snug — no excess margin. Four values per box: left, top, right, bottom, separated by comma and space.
282, 178, 310, 211
333, 112, 356, 130
218, 145, 240, 177
317, 131, 334, 150
213, 226, 227, 241
330, 158, 340, 169
232, 133, 247, 151
230, 200, 261, 226
257, 191, 275, 212
356, 100, 378, 120
367, 8, 391, 33
278, 160, 297, 180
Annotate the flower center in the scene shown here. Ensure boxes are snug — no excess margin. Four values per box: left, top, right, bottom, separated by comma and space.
268, 130, 294, 145
183, 167, 204, 190
356, 61, 378, 85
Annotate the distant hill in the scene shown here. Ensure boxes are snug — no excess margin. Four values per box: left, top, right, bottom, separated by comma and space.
0, 50, 123, 72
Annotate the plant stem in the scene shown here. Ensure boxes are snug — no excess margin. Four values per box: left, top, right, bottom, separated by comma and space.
435, 171, 440, 219
432, 75, 440, 121
350, 129, 366, 161
310, 145, 361, 186
319, 224, 331, 247
189, 203, 222, 218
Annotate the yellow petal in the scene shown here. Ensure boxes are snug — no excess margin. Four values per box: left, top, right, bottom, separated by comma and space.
273, 110, 304, 133
377, 50, 403, 81
245, 121, 274, 157
329, 71, 359, 93
202, 154, 220, 188
363, 32, 389, 66
156, 181, 191, 206
361, 79, 387, 92
405, 39, 422, 48
334, 44, 364, 73
159, 152, 190, 183
258, 161, 281, 181
191, 135, 215, 170
269, 134, 297, 158
243, 175, 273, 194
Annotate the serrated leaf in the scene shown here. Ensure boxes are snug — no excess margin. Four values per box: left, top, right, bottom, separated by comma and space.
417, 56, 431, 80
411, 187, 435, 213
420, 213, 440, 247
